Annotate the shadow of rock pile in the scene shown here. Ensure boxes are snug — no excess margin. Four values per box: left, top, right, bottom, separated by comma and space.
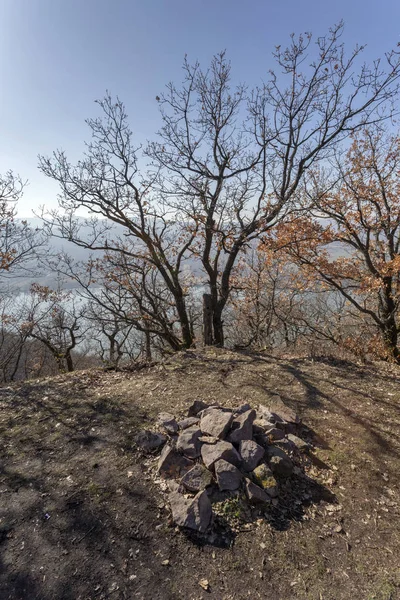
136, 397, 315, 535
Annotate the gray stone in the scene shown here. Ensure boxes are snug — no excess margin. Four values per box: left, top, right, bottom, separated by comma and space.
178, 417, 199, 430
135, 430, 166, 452
227, 409, 256, 444
199, 435, 219, 444
176, 427, 202, 458
180, 464, 213, 492
287, 434, 309, 451
276, 421, 297, 435
245, 479, 271, 504
239, 440, 265, 472
169, 490, 212, 532
234, 403, 252, 415
253, 417, 276, 431
158, 444, 194, 479
200, 408, 233, 439
269, 396, 301, 425
269, 455, 293, 478
252, 463, 278, 497
158, 412, 178, 434
187, 400, 209, 417
201, 440, 241, 470
264, 427, 286, 441
252, 432, 270, 449
214, 459, 242, 491
267, 447, 294, 478
198, 405, 224, 418
257, 405, 279, 423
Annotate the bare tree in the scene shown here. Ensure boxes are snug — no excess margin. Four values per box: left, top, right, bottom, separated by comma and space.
38, 96, 197, 349
39, 23, 400, 348
0, 171, 46, 278
21, 284, 88, 373
148, 25, 400, 346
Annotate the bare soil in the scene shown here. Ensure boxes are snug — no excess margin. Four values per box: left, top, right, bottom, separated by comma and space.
1, 348, 400, 600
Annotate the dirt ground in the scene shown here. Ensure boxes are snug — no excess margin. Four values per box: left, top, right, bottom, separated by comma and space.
1, 348, 400, 600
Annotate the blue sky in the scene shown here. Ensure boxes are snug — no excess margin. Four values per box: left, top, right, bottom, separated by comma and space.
1, 0, 399, 215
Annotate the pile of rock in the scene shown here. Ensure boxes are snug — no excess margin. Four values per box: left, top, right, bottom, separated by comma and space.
137, 397, 309, 533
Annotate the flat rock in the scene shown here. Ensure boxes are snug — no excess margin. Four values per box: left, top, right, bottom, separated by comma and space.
180, 464, 213, 492
169, 490, 212, 532
178, 417, 199, 430
158, 412, 178, 434
201, 440, 241, 470
252, 463, 278, 497
158, 445, 194, 479
228, 409, 256, 444
176, 427, 202, 458
239, 440, 265, 472
214, 459, 242, 491
187, 400, 209, 417
269, 396, 301, 425
135, 430, 166, 452
200, 408, 233, 439
245, 479, 271, 504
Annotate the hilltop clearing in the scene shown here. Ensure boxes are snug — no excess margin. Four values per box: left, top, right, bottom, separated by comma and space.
1, 349, 400, 600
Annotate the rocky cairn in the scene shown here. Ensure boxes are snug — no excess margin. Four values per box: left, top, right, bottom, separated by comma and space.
136, 397, 308, 534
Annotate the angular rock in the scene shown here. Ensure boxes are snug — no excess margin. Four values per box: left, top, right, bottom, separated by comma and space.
287, 434, 309, 451
199, 405, 224, 418
245, 479, 271, 504
176, 427, 202, 458
264, 427, 286, 441
227, 409, 256, 444
269, 455, 293, 478
178, 417, 199, 430
234, 403, 252, 415
201, 440, 241, 470
252, 422, 268, 435
169, 490, 212, 532
199, 435, 219, 444
158, 445, 194, 479
180, 464, 213, 492
252, 432, 270, 449
252, 463, 278, 497
267, 447, 293, 478
269, 396, 301, 425
214, 459, 242, 491
275, 421, 297, 435
134, 430, 166, 452
253, 417, 276, 430
200, 408, 233, 439
257, 405, 279, 423
157, 412, 178, 434
239, 440, 265, 472
187, 400, 209, 417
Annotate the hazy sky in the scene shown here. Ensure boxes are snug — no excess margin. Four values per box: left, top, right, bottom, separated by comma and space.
1, 0, 399, 216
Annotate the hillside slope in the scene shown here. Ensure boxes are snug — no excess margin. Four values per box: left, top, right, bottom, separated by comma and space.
1, 349, 399, 600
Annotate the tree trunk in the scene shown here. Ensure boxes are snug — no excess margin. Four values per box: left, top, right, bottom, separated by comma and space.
144, 326, 152, 361
203, 294, 213, 345
175, 295, 195, 349
65, 351, 74, 372
212, 307, 224, 347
